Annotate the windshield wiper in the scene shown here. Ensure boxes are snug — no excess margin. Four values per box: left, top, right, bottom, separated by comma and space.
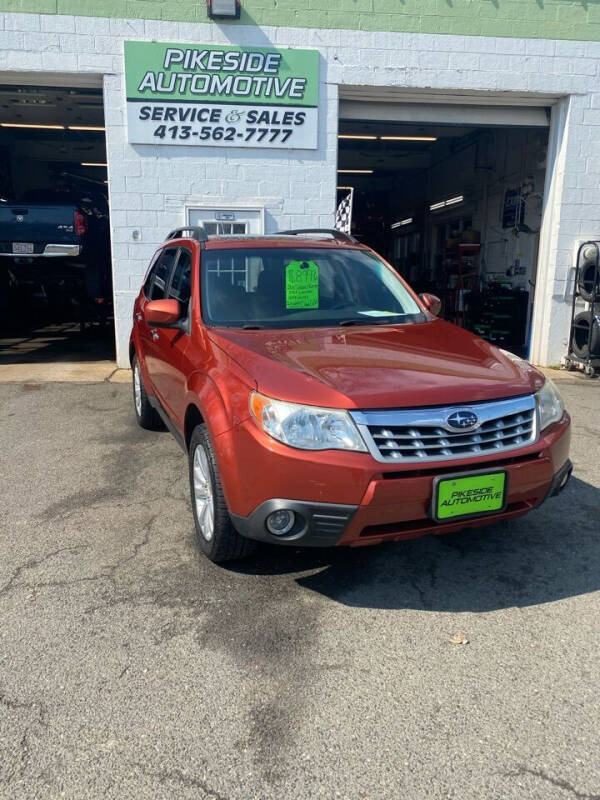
338, 319, 384, 327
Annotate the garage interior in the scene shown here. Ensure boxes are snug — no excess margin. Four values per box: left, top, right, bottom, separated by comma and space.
0, 78, 113, 366
338, 93, 551, 357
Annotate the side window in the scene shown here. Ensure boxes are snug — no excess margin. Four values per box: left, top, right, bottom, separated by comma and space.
168, 248, 192, 305
148, 248, 178, 301
142, 251, 161, 297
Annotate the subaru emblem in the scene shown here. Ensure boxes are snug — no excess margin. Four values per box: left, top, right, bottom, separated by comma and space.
446, 410, 479, 431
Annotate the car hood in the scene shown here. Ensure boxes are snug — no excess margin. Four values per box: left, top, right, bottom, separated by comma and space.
208, 319, 545, 409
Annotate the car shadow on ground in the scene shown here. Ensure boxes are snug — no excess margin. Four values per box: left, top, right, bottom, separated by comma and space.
228, 476, 600, 613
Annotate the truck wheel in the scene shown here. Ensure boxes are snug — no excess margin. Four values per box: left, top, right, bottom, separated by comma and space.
188, 424, 256, 563
571, 312, 600, 359
132, 355, 163, 430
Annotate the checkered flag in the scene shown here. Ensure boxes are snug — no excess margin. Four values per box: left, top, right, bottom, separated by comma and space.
335, 189, 354, 235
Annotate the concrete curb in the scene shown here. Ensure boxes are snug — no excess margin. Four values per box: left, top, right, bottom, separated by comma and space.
538, 366, 599, 385
0, 362, 131, 384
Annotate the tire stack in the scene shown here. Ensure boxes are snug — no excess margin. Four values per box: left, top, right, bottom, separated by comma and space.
566, 242, 600, 376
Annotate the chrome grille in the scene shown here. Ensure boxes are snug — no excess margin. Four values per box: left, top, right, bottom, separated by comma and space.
351, 395, 538, 463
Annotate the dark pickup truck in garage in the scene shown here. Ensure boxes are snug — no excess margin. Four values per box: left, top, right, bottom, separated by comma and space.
0, 202, 89, 259
0, 191, 111, 330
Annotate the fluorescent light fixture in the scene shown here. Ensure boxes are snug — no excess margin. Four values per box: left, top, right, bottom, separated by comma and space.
68, 125, 105, 132
338, 169, 373, 174
207, 0, 240, 18
430, 195, 465, 211
0, 122, 65, 130
80, 162, 107, 167
337, 186, 354, 190
391, 218, 413, 229
338, 134, 378, 140
380, 136, 437, 142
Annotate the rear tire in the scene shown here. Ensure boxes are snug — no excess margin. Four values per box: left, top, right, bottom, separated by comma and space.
132, 354, 163, 430
188, 424, 256, 563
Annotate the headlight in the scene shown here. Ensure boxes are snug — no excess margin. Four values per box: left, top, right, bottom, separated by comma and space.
536, 379, 565, 430
250, 391, 367, 452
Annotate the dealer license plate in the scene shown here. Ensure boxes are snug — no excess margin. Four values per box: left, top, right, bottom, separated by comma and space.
12, 242, 34, 254
433, 470, 507, 522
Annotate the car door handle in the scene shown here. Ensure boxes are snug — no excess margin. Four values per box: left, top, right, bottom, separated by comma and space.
150, 329, 159, 341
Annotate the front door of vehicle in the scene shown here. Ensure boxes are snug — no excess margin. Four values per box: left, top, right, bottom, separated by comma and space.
139, 246, 178, 405
145, 246, 193, 428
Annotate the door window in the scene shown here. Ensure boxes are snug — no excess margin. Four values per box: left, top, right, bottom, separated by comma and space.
143, 251, 161, 296
168, 248, 192, 305
148, 248, 178, 301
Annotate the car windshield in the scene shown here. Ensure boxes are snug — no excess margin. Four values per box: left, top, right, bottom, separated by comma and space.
201, 247, 424, 329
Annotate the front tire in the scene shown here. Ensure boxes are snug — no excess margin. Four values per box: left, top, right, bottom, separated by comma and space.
188, 424, 256, 563
132, 354, 163, 430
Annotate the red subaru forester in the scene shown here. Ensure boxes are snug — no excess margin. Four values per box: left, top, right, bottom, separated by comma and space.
130, 227, 572, 563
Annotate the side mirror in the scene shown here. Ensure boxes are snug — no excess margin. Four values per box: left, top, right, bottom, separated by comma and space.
144, 298, 184, 328
419, 292, 442, 317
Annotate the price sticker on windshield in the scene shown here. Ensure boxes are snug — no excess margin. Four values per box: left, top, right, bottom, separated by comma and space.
285, 260, 319, 309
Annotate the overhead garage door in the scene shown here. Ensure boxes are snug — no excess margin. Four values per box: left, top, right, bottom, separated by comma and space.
339, 87, 553, 128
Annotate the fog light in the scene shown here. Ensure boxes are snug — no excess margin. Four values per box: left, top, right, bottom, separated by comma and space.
266, 509, 295, 536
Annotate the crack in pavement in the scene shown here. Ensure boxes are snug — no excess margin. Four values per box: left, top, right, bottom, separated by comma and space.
406, 554, 440, 608
0, 512, 162, 602
0, 690, 48, 727
408, 576, 427, 607
0, 546, 87, 600
505, 768, 600, 800
134, 764, 229, 800
0, 689, 49, 786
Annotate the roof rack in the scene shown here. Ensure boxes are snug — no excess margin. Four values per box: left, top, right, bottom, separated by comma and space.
166, 226, 209, 243
278, 228, 357, 243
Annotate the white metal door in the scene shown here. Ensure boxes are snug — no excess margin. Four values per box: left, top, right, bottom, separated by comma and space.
187, 206, 264, 235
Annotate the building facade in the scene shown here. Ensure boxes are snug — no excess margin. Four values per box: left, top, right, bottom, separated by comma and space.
0, 1, 598, 368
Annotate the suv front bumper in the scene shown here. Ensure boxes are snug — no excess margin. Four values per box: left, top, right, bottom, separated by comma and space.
219, 414, 571, 548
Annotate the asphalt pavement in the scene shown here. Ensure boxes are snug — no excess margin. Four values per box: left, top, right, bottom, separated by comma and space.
1, 377, 599, 800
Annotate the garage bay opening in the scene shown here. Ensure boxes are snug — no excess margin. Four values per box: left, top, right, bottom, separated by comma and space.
337, 94, 551, 357
0, 79, 113, 366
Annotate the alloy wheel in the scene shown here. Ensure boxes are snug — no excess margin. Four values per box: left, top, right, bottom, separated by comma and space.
193, 444, 215, 541
133, 363, 142, 417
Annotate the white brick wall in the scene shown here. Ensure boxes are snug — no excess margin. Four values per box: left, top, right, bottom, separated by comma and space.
1, 11, 599, 367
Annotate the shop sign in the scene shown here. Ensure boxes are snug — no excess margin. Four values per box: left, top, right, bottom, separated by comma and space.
124, 41, 319, 149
